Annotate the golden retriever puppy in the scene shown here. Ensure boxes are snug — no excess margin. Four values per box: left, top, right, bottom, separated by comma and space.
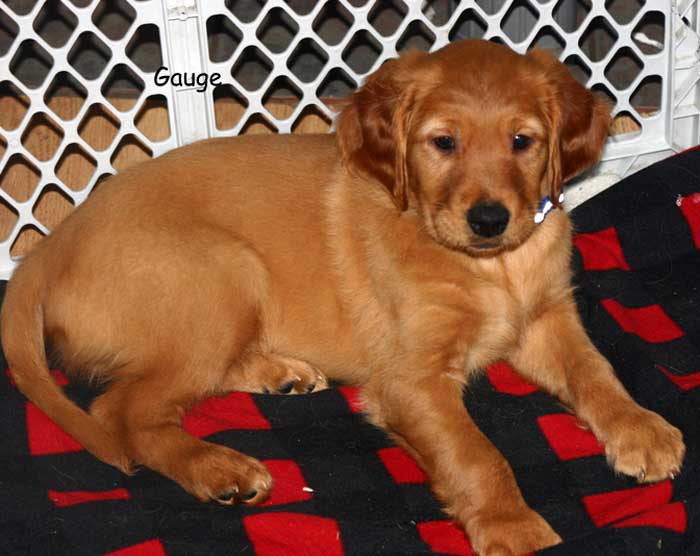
1, 40, 685, 555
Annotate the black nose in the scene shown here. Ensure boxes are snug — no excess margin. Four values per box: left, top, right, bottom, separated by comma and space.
466, 202, 510, 238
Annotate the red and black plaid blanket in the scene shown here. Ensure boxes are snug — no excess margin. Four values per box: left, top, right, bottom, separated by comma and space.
1, 149, 699, 556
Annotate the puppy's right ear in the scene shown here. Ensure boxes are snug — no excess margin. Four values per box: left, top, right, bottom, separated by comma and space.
335, 51, 428, 211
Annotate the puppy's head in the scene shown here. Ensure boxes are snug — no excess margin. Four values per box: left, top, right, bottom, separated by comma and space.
336, 40, 611, 257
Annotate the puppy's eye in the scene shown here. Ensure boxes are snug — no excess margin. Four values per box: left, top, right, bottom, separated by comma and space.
512, 134, 532, 151
433, 135, 456, 153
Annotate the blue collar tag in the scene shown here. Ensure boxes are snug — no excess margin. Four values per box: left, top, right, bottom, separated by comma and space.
534, 193, 564, 224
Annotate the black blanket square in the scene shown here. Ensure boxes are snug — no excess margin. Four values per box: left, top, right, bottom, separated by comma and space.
1, 148, 699, 556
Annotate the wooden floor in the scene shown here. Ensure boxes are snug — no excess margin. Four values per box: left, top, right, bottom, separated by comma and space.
0, 92, 646, 258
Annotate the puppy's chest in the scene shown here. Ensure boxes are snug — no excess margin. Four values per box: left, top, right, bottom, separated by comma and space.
461, 257, 549, 373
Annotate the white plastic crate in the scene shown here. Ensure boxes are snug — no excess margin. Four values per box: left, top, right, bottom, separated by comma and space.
0, 0, 699, 280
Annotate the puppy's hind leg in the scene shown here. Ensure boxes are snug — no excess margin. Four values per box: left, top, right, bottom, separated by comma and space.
89, 243, 276, 504
90, 367, 273, 505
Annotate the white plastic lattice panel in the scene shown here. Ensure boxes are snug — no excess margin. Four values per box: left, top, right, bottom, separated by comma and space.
670, 0, 700, 158
195, 1, 675, 157
1, 0, 700, 280
0, 0, 178, 278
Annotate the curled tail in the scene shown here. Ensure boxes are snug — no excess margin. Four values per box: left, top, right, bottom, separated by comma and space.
1, 270, 130, 473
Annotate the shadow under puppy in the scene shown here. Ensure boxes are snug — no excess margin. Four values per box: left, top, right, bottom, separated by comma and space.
1, 39, 685, 556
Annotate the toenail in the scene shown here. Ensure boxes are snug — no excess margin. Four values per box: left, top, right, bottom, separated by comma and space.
241, 489, 257, 501
278, 381, 294, 394
218, 490, 237, 502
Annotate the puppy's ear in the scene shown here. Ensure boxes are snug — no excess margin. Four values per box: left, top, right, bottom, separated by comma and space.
528, 50, 611, 204
335, 51, 427, 210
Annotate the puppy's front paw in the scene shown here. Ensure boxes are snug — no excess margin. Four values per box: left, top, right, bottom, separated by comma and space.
602, 407, 685, 483
467, 506, 561, 556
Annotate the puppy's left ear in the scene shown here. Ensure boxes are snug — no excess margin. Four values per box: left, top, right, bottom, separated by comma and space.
528, 50, 612, 203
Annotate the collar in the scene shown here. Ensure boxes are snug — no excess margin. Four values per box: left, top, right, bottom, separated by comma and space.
534, 193, 564, 224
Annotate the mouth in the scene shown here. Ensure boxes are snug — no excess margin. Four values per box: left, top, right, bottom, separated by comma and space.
464, 239, 507, 257
471, 239, 500, 249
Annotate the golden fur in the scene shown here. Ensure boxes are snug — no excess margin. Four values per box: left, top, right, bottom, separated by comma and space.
1, 41, 685, 555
